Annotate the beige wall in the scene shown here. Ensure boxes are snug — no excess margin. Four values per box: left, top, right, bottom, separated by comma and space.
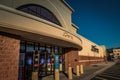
78, 35, 106, 58
101, 46, 107, 57
71, 24, 78, 33
0, 5, 82, 49
0, 0, 73, 32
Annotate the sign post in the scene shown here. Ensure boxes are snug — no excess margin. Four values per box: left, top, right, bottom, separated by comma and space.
32, 51, 39, 80
54, 54, 60, 80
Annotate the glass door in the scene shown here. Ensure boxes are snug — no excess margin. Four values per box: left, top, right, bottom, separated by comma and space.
19, 40, 65, 79
25, 42, 34, 80
25, 52, 33, 80
39, 46, 55, 77
39, 50, 46, 77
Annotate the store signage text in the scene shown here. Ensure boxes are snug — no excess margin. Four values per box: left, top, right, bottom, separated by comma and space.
63, 32, 73, 40
91, 45, 99, 53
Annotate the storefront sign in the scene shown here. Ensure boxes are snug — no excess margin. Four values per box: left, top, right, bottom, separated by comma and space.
54, 54, 59, 69
63, 32, 73, 40
91, 45, 99, 53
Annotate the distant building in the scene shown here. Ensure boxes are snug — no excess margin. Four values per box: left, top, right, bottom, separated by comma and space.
113, 49, 120, 59
0, 0, 106, 80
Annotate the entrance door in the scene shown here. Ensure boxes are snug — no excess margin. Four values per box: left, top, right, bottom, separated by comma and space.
39, 50, 47, 77
25, 52, 33, 80
19, 40, 65, 80
39, 50, 54, 77
24, 50, 55, 79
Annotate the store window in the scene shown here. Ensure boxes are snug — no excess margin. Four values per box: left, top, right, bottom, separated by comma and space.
26, 42, 34, 52
55, 46, 58, 54
19, 40, 65, 79
17, 4, 61, 26
35, 43, 39, 50
20, 41, 25, 53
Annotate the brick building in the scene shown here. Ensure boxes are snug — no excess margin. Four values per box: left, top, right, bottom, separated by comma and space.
0, 0, 106, 80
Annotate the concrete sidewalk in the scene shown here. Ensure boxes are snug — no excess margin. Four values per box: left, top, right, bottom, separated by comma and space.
74, 61, 116, 80
41, 61, 116, 80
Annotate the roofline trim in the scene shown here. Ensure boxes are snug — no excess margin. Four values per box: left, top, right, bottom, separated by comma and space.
72, 23, 79, 29
60, 0, 74, 12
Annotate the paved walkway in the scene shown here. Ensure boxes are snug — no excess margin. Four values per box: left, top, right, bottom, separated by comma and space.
91, 61, 120, 80
77, 61, 116, 80
40, 61, 116, 80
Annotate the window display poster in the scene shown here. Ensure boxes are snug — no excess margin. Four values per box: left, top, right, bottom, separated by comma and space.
40, 58, 45, 64
19, 53, 25, 67
54, 54, 59, 69
27, 58, 32, 65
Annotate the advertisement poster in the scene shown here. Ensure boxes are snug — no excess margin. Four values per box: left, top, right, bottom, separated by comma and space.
19, 53, 25, 67
54, 54, 59, 69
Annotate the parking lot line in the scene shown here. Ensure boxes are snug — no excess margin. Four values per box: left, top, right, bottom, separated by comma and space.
95, 76, 107, 80
99, 74, 120, 80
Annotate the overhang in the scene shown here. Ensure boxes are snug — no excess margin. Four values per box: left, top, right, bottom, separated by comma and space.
0, 5, 82, 50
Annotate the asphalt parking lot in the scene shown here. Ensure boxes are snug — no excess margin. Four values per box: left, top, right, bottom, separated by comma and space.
91, 61, 120, 80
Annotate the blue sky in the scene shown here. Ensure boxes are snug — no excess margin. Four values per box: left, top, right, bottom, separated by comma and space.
66, 0, 120, 49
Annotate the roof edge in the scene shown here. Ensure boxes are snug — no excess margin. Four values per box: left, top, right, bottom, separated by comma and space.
60, 0, 74, 12
72, 23, 79, 29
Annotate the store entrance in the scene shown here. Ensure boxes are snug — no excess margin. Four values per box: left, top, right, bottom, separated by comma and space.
24, 50, 64, 79
18, 41, 65, 80
24, 50, 54, 80
39, 50, 54, 77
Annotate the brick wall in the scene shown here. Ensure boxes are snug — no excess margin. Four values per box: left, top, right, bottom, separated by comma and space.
79, 55, 105, 65
0, 35, 20, 80
64, 48, 79, 73
64, 48, 105, 73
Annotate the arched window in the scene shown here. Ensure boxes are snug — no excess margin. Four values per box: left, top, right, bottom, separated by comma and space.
17, 4, 61, 26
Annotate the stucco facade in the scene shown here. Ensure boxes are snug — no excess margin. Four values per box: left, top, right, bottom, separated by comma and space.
0, 0, 73, 31
78, 35, 106, 65
0, 0, 106, 80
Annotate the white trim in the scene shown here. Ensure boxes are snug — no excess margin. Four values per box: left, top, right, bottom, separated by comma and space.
79, 59, 104, 62
72, 23, 79, 29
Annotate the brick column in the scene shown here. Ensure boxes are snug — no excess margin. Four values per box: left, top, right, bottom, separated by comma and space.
0, 35, 20, 80
64, 48, 78, 73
